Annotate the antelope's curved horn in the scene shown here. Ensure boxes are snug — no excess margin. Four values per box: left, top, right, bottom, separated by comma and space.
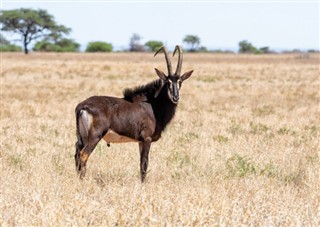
173, 45, 183, 76
154, 46, 173, 76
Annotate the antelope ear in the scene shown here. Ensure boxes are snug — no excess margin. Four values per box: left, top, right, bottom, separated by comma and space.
154, 79, 165, 98
181, 70, 194, 81
155, 68, 167, 81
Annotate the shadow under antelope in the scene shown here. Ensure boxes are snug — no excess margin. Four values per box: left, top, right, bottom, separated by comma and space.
75, 45, 194, 182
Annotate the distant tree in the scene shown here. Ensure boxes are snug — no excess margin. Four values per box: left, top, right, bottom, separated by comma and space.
259, 46, 271, 54
56, 38, 80, 52
281, 49, 305, 54
238, 40, 263, 54
129, 33, 144, 52
198, 46, 208, 53
85, 41, 113, 52
307, 49, 319, 53
239, 40, 256, 53
145, 40, 163, 52
33, 38, 80, 52
183, 35, 200, 52
1, 8, 71, 54
291, 49, 302, 53
0, 34, 22, 52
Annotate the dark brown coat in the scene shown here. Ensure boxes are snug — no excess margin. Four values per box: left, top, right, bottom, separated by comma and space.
74, 45, 193, 182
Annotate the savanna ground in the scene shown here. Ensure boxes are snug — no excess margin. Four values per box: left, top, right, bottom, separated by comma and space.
1, 52, 319, 226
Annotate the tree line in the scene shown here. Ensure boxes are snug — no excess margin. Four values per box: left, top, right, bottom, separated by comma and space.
0, 8, 202, 54
1, 8, 318, 54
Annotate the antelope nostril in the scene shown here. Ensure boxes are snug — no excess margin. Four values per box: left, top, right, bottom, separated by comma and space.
173, 96, 179, 102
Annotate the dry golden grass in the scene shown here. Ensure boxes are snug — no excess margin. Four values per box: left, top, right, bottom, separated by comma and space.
1, 52, 319, 226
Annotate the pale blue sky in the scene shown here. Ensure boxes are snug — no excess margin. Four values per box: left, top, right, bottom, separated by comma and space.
2, 1, 319, 51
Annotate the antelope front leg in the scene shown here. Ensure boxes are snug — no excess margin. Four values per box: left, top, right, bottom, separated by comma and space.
139, 138, 151, 183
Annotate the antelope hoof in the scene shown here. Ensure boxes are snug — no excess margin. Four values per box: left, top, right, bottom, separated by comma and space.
75, 157, 81, 173
141, 172, 147, 183
79, 168, 86, 180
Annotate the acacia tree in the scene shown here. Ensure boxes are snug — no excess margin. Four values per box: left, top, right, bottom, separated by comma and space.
145, 40, 163, 52
238, 40, 259, 54
1, 8, 70, 54
183, 35, 200, 52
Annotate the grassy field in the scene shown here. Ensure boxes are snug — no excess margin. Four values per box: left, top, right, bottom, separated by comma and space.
1, 52, 319, 226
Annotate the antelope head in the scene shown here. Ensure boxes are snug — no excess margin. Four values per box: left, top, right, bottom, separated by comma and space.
154, 45, 194, 104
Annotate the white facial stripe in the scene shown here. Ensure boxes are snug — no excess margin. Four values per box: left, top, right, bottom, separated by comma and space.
177, 79, 182, 89
167, 79, 180, 103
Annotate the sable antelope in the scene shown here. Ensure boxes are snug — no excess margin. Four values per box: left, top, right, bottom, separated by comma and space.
75, 45, 193, 182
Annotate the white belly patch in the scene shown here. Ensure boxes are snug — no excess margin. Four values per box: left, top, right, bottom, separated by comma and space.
103, 130, 138, 143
